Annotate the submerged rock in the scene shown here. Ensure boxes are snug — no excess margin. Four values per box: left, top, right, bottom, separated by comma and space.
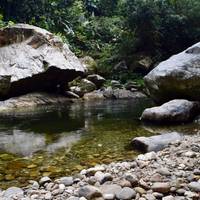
0, 24, 85, 99
144, 42, 200, 103
131, 132, 182, 152
141, 99, 200, 123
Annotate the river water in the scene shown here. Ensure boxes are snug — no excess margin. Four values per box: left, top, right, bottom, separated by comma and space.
0, 99, 199, 189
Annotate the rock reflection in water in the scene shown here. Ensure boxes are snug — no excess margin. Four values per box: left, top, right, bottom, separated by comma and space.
0, 129, 82, 156
0, 130, 45, 156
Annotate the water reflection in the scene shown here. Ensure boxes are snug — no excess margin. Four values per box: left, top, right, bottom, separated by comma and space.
0, 99, 152, 157
0, 129, 82, 156
0, 130, 45, 156
0, 98, 198, 189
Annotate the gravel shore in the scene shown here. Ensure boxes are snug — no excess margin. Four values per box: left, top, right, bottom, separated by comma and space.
1, 135, 200, 200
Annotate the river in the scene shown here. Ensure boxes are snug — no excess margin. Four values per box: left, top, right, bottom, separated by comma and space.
0, 99, 198, 189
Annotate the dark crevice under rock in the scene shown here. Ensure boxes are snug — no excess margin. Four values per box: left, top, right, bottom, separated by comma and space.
5, 67, 84, 100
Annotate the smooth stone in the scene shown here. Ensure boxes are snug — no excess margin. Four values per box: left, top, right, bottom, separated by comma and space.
188, 181, 200, 192
184, 151, 196, 157
152, 192, 163, 198
52, 189, 63, 196
157, 168, 171, 176
116, 187, 136, 200
142, 194, 156, 200
162, 195, 175, 200
85, 166, 105, 176
100, 184, 122, 196
176, 188, 186, 195
193, 169, 200, 175
78, 185, 102, 199
124, 173, 138, 186
184, 191, 199, 198
118, 179, 132, 187
39, 176, 52, 185
87, 74, 106, 89
44, 192, 52, 200
67, 197, 79, 200
94, 171, 113, 184
134, 187, 146, 195
137, 152, 157, 161
103, 193, 115, 200
151, 182, 171, 193
29, 180, 39, 190
3, 187, 24, 199
58, 177, 73, 186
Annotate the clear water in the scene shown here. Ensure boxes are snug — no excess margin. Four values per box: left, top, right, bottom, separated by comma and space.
0, 99, 198, 189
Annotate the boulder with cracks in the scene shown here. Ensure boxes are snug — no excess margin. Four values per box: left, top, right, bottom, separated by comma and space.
0, 24, 85, 99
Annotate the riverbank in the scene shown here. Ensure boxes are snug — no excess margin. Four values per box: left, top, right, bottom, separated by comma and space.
1, 135, 199, 200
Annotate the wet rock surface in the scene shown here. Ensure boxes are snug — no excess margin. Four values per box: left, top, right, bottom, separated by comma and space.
1, 135, 199, 199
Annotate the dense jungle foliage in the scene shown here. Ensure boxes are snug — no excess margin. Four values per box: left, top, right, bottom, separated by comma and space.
0, 0, 200, 78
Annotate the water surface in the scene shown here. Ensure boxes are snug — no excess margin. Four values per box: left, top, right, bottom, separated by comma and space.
0, 99, 198, 189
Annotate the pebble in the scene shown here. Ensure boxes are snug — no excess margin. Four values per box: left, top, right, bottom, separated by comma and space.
124, 173, 138, 186
162, 195, 175, 200
100, 184, 122, 196
39, 177, 51, 185
151, 182, 171, 193
188, 181, 200, 192
94, 171, 113, 184
78, 185, 102, 199
57, 176, 73, 186
116, 187, 136, 200
2, 187, 24, 199
103, 193, 115, 200
134, 187, 146, 195
137, 152, 157, 161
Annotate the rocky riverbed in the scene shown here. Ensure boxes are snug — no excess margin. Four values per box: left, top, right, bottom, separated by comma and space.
1, 135, 200, 200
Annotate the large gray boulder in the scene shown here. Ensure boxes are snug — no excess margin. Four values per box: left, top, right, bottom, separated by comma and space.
0, 24, 85, 99
144, 42, 200, 103
141, 99, 200, 123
